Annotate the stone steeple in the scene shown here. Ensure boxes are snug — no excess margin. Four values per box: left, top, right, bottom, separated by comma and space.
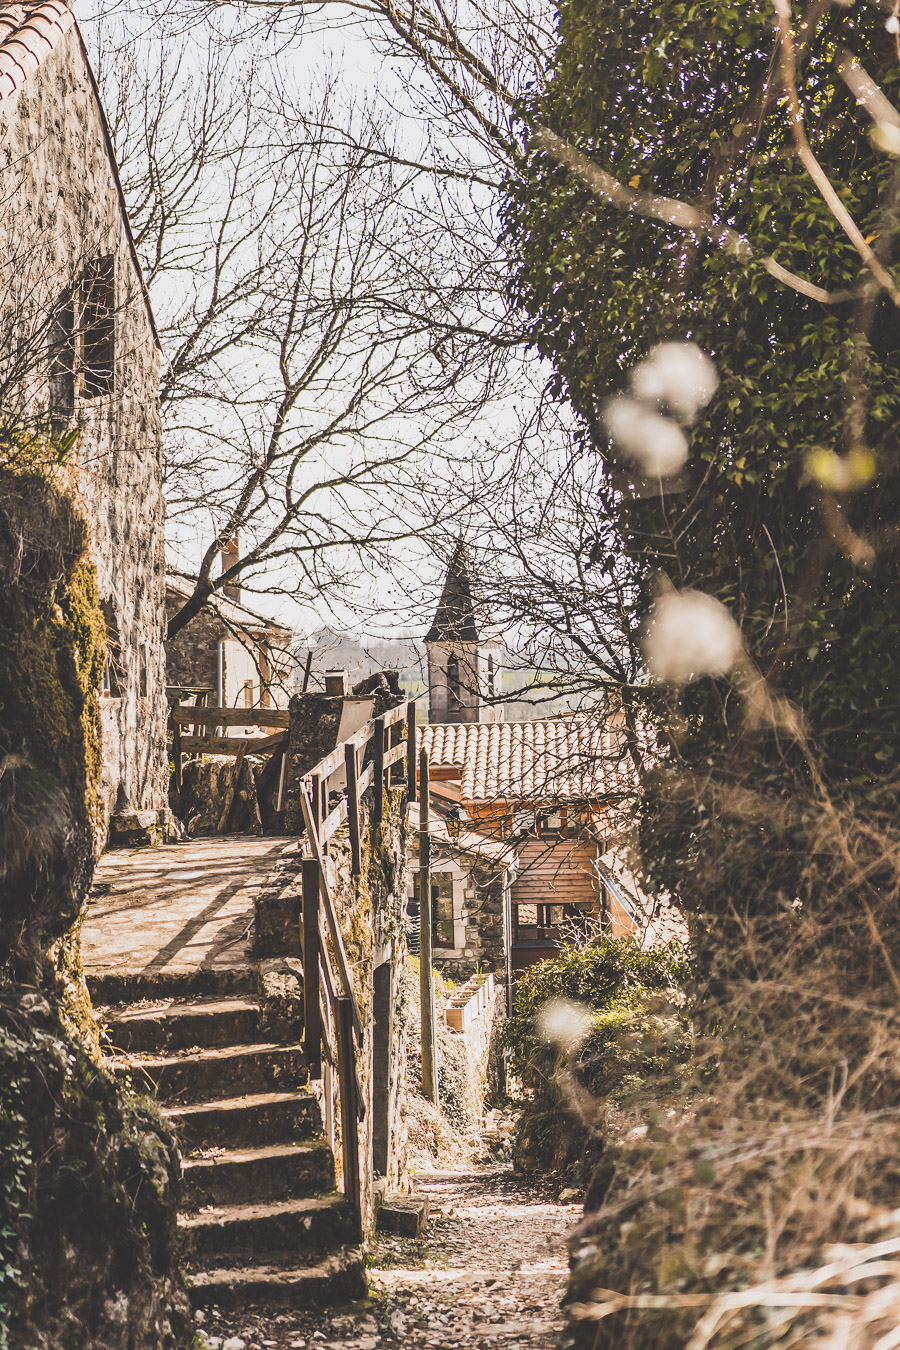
425, 543, 503, 724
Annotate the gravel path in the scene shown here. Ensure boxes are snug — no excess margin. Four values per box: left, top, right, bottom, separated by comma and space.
199, 1166, 576, 1350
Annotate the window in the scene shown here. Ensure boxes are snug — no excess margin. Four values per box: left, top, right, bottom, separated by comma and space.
487, 653, 495, 698
431, 873, 455, 948
514, 901, 593, 944
100, 600, 123, 698
446, 653, 461, 714
48, 289, 76, 417
81, 257, 116, 398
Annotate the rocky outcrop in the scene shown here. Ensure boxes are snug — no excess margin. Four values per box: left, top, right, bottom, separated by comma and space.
0, 466, 189, 1350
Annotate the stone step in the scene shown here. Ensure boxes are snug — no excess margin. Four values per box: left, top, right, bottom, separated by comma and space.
89, 966, 256, 1005
112, 1043, 307, 1105
104, 998, 262, 1054
181, 1140, 335, 1208
164, 1090, 322, 1152
178, 1194, 356, 1261
186, 1248, 367, 1310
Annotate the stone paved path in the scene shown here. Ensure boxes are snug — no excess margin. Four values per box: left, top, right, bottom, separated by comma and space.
83, 835, 293, 976
198, 1167, 574, 1350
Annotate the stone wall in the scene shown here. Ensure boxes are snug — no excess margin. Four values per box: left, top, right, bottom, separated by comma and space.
164, 594, 219, 693
421, 848, 511, 986
0, 22, 167, 827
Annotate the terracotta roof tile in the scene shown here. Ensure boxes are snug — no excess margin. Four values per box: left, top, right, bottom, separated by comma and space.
0, 1, 73, 104
417, 717, 636, 802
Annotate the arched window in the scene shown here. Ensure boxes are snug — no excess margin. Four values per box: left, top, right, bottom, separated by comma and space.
487, 653, 495, 699
447, 653, 461, 714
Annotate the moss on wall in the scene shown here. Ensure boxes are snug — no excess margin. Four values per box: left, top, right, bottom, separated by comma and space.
0, 459, 189, 1348
0, 464, 105, 979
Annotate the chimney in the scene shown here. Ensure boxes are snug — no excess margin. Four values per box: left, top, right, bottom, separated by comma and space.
324, 669, 350, 697
220, 536, 240, 602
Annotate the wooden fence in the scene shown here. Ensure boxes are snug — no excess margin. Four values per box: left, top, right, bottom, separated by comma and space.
168, 704, 291, 832
296, 698, 415, 1234
167, 695, 418, 1228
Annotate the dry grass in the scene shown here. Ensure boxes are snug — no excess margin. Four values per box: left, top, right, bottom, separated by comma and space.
564, 777, 900, 1349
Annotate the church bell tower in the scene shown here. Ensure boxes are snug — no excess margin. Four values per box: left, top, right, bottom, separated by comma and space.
425, 543, 503, 724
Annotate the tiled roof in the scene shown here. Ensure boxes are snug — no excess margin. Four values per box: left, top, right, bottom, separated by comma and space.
166, 573, 293, 636
417, 717, 636, 803
0, 1, 73, 104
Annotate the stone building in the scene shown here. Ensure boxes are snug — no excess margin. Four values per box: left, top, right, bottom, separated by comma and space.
0, 0, 167, 829
166, 572, 296, 709
413, 547, 643, 983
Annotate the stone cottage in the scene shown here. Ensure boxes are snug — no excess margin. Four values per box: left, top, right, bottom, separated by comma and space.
166, 570, 296, 710
0, 0, 167, 832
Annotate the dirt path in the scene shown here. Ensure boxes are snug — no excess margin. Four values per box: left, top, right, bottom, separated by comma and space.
199, 1167, 576, 1350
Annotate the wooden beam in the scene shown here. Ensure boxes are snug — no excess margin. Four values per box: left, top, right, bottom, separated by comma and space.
382, 700, 408, 730
172, 719, 183, 798
418, 746, 439, 1106
171, 706, 290, 729
407, 701, 417, 803
178, 731, 288, 756
298, 784, 364, 1041
336, 996, 362, 1241
247, 764, 263, 834
345, 742, 361, 876
383, 742, 406, 772
217, 742, 247, 833
373, 715, 385, 826
302, 858, 322, 1079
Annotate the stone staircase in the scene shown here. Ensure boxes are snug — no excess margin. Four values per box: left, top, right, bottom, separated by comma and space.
91, 968, 366, 1309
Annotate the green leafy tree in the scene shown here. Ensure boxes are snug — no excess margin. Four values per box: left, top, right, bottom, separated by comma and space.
502, 0, 900, 1000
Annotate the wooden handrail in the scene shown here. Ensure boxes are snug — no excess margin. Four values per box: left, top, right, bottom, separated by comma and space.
293, 696, 412, 1235
170, 706, 290, 728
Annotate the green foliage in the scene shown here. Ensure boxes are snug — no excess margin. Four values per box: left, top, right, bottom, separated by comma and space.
0, 1000, 189, 1349
0, 460, 105, 973
502, 0, 900, 985
504, 939, 690, 1172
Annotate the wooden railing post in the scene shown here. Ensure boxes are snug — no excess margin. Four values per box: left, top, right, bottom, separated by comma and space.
373, 714, 385, 826
302, 858, 322, 1079
172, 717, 183, 803
345, 742, 361, 875
418, 747, 439, 1106
336, 995, 362, 1239
407, 700, 417, 803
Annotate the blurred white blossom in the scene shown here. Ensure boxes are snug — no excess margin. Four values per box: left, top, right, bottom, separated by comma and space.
536, 998, 593, 1051
603, 394, 689, 477
645, 590, 742, 685
629, 342, 719, 420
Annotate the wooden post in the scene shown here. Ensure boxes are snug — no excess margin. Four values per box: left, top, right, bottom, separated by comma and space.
301, 649, 313, 693
345, 742, 361, 875
324, 1058, 335, 1152
217, 741, 247, 833
406, 700, 417, 803
311, 773, 323, 831
418, 747, 439, 1107
302, 858, 322, 1078
373, 715, 385, 826
172, 717, 183, 799
336, 995, 362, 1239
247, 765, 263, 834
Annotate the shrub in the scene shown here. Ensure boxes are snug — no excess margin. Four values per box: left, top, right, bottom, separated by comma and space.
503, 938, 691, 1174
